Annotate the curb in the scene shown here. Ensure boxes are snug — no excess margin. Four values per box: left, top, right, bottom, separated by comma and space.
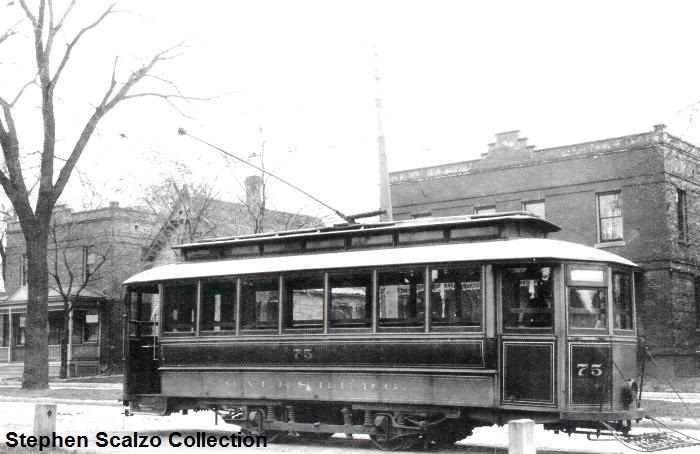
0, 395, 121, 406
636, 417, 700, 431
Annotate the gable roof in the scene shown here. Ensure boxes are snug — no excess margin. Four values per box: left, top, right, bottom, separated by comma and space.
142, 195, 322, 262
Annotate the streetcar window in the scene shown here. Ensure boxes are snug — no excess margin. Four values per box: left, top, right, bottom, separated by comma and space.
430, 266, 481, 327
240, 276, 279, 329
567, 266, 608, 330
378, 267, 425, 327
200, 280, 236, 333
612, 271, 633, 330
129, 286, 159, 337
162, 283, 197, 333
569, 288, 607, 329
330, 271, 372, 327
502, 265, 553, 329
285, 274, 324, 328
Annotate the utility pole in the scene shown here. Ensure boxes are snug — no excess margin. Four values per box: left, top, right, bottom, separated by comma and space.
374, 47, 393, 222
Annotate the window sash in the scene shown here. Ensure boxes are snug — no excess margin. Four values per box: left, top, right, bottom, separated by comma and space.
598, 192, 623, 241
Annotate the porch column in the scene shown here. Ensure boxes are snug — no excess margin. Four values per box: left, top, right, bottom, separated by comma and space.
97, 303, 102, 363
6, 309, 11, 362
67, 303, 73, 365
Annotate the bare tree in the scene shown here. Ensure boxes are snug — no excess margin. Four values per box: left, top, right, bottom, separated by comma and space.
0, 0, 187, 389
49, 218, 111, 379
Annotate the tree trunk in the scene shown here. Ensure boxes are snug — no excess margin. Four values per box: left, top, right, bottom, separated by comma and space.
22, 225, 50, 389
60, 300, 70, 379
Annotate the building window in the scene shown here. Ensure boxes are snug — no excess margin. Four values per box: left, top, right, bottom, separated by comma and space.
0, 314, 8, 347
20, 254, 27, 286
411, 212, 432, 219
597, 191, 623, 242
48, 312, 64, 345
83, 311, 99, 342
677, 188, 688, 243
523, 200, 545, 218
474, 206, 496, 215
72, 311, 101, 344
13, 314, 26, 346
82, 247, 98, 282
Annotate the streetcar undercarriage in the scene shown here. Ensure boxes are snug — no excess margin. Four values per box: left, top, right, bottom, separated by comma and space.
126, 395, 649, 450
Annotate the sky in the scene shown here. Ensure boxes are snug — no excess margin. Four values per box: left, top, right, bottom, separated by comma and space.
2, 0, 700, 223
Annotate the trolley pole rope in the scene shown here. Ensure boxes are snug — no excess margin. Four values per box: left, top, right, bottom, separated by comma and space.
177, 127, 357, 223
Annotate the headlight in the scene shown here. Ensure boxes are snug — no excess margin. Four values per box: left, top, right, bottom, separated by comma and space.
621, 378, 639, 406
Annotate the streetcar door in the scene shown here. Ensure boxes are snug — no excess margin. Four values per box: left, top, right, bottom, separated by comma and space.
125, 285, 160, 395
498, 265, 557, 406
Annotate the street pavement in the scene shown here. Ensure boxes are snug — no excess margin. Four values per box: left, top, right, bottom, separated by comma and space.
0, 400, 699, 453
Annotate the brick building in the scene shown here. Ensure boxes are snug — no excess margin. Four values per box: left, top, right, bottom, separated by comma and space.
0, 176, 321, 377
0, 202, 161, 376
390, 124, 700, 377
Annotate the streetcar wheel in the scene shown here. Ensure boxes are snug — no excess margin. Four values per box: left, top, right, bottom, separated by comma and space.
370, 434, 417, 451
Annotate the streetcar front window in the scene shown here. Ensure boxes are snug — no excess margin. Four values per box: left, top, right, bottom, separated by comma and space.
128, 285, 159, 337
502, 265, 553, 329
430, 266, 482, 327
612, 271, 634, 330
568, 288, 607, 329
378, 267, 425, 327
162, 283, 197, 333
567, 266, 608, 331
200, 280, 236, 333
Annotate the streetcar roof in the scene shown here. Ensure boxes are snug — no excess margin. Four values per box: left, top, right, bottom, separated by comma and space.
172, 212, 560, 250
124, 238, 637, 284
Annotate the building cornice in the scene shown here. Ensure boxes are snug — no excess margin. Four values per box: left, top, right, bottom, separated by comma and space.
390, 126, 698, 185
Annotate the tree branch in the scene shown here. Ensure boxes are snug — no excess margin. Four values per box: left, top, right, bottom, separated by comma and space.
0, 21, 21, 47
51, 3, 116, 87
9, 77, 38, 107
46, 0, 78, 57
18, 0, 38, 28
50, 44, 183, 206
120, 92, 209, 119
0, 97, 32, 213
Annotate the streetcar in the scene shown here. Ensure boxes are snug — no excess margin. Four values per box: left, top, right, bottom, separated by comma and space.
122, 212, 648, 449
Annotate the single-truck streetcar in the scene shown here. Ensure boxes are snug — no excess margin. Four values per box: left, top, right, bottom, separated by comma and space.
122, 212, 646, 449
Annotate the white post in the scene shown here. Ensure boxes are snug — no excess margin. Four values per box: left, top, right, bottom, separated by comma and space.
508, 419, 535, 454
33, 404, 56, 437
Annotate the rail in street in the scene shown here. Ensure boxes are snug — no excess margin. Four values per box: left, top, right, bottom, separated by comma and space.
1, 400, 700, 453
